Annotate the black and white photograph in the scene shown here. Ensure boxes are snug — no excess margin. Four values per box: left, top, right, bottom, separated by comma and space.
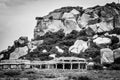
0, 0, 120, 80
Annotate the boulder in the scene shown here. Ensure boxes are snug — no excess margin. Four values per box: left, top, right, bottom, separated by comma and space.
49, 54, 56, 58
100, 48, 114, 64
45, 20, 65, 33
62, 12, 75, 19
77, 9, 99, 28
0, 54, 4, 59
93, 36, 111, 45
113, 48, 120, 59
62, 12, 81, 33
70, 9, 80, 15
69, 40, 88, 54
55, 46, 64, 53
27, 40, 43, 52
14, 36, 28, 47
42, 49, 47, 53
18, 36, 28, 45
31, 40, 43, 46
63, 19, 81, 33
9, 46, 28, 59
89, 22, 113, 33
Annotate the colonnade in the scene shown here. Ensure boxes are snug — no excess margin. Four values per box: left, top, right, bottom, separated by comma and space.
0, 62, 87, 70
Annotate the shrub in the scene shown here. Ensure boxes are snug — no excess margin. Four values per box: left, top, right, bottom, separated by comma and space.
114, 57, 120, 64
44, 73, 56, 78
109, 36, 119, 46
25, 71, 36, 74
59, 40, 75, 47
93, 63, 103, 70
84, 48, 100, 58
111, 43, 120, 50
78, 76, 92, 80
108, 64, 120, 70
77, 36, 88, 41
68, 76, 91, 80
109, 28, 120, 34
4, 70, 21, 77
78, 30, 86, 36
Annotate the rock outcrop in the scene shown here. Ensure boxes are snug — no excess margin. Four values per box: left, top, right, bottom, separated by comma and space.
69, 40, 88, 54
0, 36, 29, 60
34, 2, 120, 40
100, 48, 114, 64
9, 46, 28, 59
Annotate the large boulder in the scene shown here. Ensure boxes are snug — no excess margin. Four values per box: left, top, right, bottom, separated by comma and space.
100, 48, 114, 64
27, 40, 43, 52
89, 22, 113, 33
14, 36, 28, 47
55, 46, 64, 53
77, 9, 99, 28
0, 54, 4, 59
69, 40, 88, 54
113, 48, 120, 59
9, 46, 28, 59
93, 36, 111, 45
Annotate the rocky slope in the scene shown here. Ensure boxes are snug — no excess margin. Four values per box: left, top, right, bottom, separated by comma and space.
1, 2, 120, 68
34, 2, 120, 40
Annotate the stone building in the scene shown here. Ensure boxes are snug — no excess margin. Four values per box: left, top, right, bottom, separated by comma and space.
0, 57, 87, 70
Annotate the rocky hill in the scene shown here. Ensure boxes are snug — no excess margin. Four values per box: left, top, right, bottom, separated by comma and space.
34, 2, 120, 39
1, 2, 120, 68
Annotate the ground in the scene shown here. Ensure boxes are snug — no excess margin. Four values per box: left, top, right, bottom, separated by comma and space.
0, 70, 120, 80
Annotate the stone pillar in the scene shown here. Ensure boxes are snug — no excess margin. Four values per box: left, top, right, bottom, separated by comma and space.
39, 65, 41, 69
47, 64, 50, 69
85, 63, 87, 70
71, 63, 72, 70
56, 64, 57, 69
63, 63, 65, 70
79, 63, 80, 69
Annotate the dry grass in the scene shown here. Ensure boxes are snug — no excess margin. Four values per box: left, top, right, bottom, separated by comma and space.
0, 70, 120, 80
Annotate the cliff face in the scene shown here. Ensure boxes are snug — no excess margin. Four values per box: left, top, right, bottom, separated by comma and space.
34, 2, 120, 40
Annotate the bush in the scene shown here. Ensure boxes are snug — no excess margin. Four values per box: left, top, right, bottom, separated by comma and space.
93, 63, 103, 70
25, 71, 36, 74
109, 28, 120, 34
68, 76, 91, 80
77, 36, 88, 41
78, 30, 86, 36
44, 73, 56, 78
108, 64, 120, 70
84, 48, 100, 58
59, 40, 75, 47
114, 57, 120, 64
4, 70, 21, 77
78, 76, 92, 80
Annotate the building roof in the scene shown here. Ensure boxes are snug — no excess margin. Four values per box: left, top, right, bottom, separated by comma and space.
0, 57, 86, 65
0, 59, 30, 64
53, 57, 86, 62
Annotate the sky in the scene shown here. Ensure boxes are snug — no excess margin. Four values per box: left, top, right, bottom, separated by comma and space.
0, 0, 118, 51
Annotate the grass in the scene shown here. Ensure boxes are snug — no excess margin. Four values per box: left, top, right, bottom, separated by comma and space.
0, 70, 120, 80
